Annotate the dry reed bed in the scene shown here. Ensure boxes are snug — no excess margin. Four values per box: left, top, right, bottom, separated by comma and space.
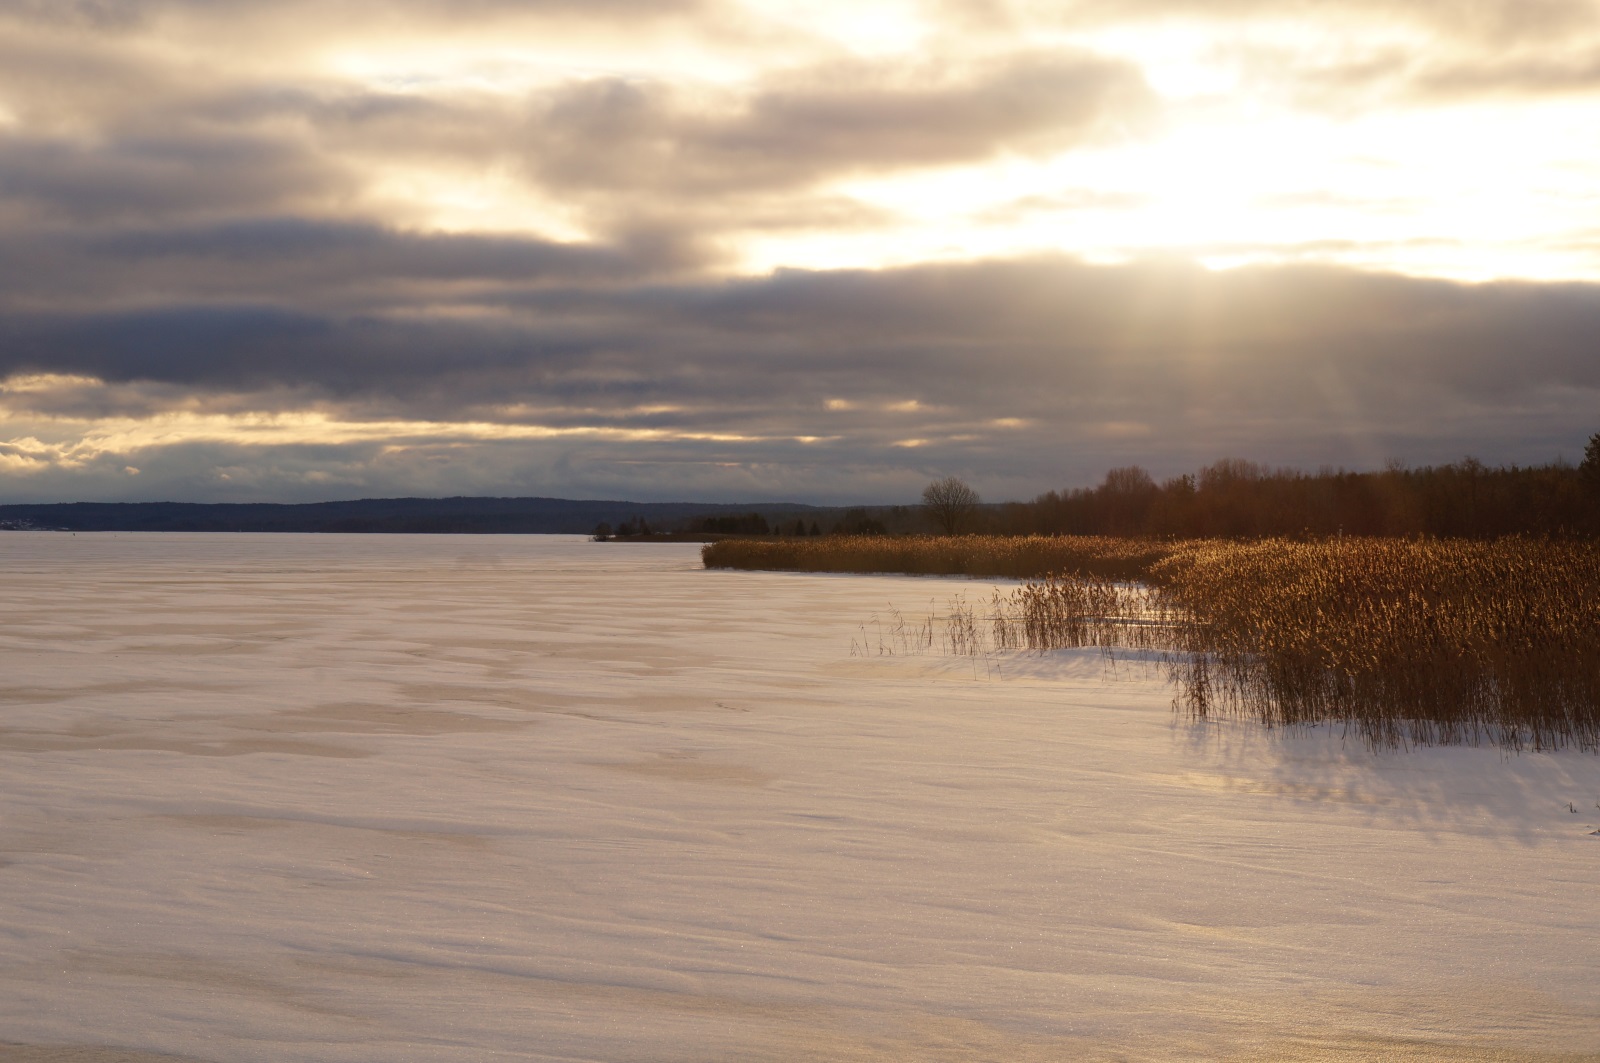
1152, 538, 1600, 752
708, 535, 1600, 752
701, 534, 1171, 581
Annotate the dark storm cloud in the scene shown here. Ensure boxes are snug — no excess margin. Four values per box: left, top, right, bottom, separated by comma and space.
637, 260, 1600, 419
0, 219, 708, 318
89, 219, 682, 285
0, 133, 351, 224
0, 304, 636, 403
5, 255, 1597, 503
6, 256, 1598, 430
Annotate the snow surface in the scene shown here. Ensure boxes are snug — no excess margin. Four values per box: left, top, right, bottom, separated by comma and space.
0, 532, 1596, 1063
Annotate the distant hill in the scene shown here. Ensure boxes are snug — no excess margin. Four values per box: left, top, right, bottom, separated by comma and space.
0, 496, 910, 535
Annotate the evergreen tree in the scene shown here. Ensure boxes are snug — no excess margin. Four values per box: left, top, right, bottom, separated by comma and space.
1583, 432, 1600, 491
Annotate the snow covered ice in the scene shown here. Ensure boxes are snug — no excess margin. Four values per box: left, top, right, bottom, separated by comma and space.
0, 533, 1596, 1062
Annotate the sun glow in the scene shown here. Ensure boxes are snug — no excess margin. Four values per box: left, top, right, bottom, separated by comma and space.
738, 74, 1600, 281
0, 376, 793, 475
362, 165, 589, 239
303, 7, 1600, 283
322, 37, 755, 96
0, 373, 105, 394
742, 0, 928, 56
0, 402, 790, 476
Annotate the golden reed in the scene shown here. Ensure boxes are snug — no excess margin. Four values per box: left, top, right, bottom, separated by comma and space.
702, 534, 1168, 582
706, 535, 1600, 752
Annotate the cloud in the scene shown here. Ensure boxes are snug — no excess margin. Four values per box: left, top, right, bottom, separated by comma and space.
1007, 0, 1600, 43
0, 0, 146, 30
0, 219, 713, 323
0, 0, 714, 34
2, 256, 1597, 502
1242, 41, 1600, 110
0, 132, 352, 224
0, 0, 1594, 504
532, 52, 1152, 194
1406, 47, 1600, 99
963, 1, 1600, 114
10, 255, 1600, 416
0, 10, 1157, 261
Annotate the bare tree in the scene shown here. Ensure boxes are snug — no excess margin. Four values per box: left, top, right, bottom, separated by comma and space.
921, 476, 981, 535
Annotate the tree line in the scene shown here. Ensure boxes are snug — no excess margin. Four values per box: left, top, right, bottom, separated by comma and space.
611, 434, 1600, 541
982, 441, 1600, 539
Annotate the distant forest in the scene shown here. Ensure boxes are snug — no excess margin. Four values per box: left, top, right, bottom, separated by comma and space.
4, 444, 1598, 540
988, 454, 1600, 539
683, 452, 1600, 540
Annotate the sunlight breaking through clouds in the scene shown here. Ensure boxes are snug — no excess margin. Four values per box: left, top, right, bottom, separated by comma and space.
0, 405, 781, 474
0, 0, 1598, 502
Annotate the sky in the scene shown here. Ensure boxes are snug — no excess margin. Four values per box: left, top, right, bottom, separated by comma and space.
2, 0, 1599, 505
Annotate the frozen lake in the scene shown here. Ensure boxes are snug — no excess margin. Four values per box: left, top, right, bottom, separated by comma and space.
0, 533, 1596, 1062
